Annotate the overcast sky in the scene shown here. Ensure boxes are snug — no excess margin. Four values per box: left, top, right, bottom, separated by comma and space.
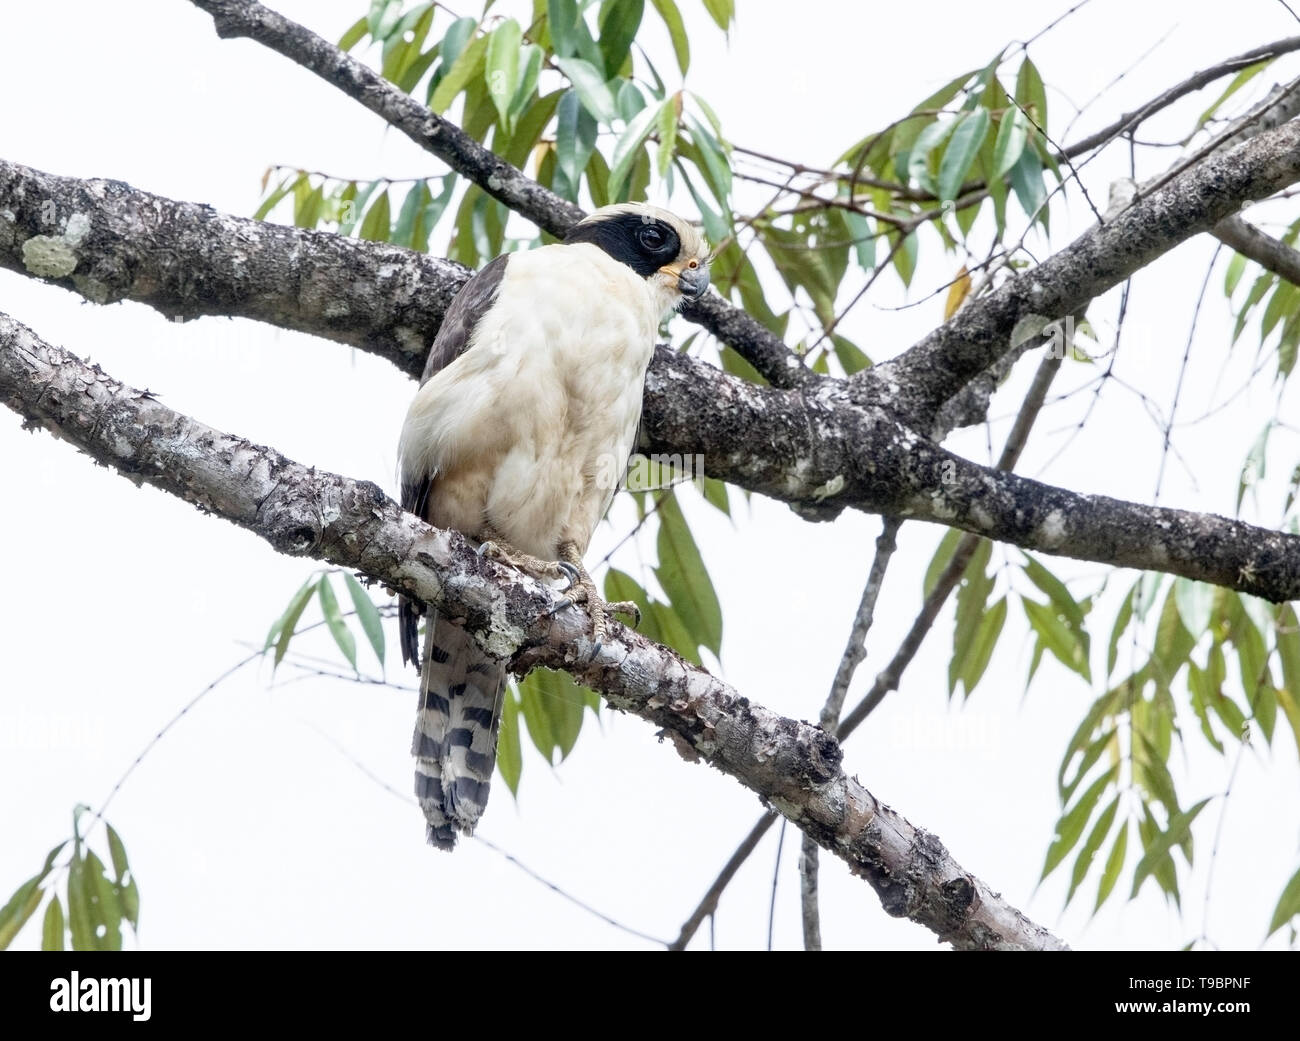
2, 0, 1298, 950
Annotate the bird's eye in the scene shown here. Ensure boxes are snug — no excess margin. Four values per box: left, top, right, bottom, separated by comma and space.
638, 225, 666, 250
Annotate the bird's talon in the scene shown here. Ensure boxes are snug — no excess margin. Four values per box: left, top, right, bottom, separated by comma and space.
545, 597, 573, 617
556, 561, 581, 589
590, 640, 603, 660
477, 540, 495, 558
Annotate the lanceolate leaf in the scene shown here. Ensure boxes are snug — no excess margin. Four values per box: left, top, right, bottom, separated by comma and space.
343, 572, 386, 671
272, 576, 320, 670
497, 685, 523, 795
937, 108, 989, 202
650, 0, 689, 74
318, 577, 358, 671
485, 19, 522, 128
1131, 798, 1212, 898
656, 493, 723, 657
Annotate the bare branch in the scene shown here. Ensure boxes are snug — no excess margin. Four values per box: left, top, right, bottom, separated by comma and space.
1059, 36, 1300, 158
185, 0, 812, 389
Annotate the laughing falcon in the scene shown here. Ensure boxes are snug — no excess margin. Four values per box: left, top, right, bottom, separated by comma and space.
397, 203, 710, 849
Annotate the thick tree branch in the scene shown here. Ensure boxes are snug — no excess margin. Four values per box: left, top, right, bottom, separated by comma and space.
5, 156, 1299, 601
0, 157, 458, 378
1213, 214, 1300, 284
185, 0, 812, 389
0, 309, 1065, 951
868, 116, 1300, 429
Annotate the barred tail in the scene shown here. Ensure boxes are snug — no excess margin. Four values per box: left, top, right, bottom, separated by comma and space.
411, 610, 506, 850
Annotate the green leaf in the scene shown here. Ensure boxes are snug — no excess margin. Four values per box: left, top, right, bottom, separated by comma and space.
1173, 578, 1213, 639
961, 594, 1006, 697
1224, 251, 1247, 298
430, 32, 489, 114
891, 229, 918, 287
608, 99, 663, 198
254, 174, 297, 222
906, 117, 956, 195
318, 577, 358, 671
66, 853, 96, 951
85, 850, 122, 951
701, 0, 733, 31
105, 823, 129, 881
990, 106, 1028, 181
1014, 56, 1047, 128
523, 668, 589, 760
1197, 59, 1271, 130
485, 19, 522, 128
650, 0, 689, 74
1023, 597, 1090, 681
1022, 553, 1086, 631
555, 56, 617, 123
510, 44, 544, 123
1009, 146, 1046, 220
293, 184, 325, 229
1041, 763, 1118, 879
597, 0, 644, 78
392, 181, 433, 251
1268, 863, 1300, 936
1106, 578, 1139, 679
656, 93, 679, 177
656, 492, 723, 657
343, 572, 386, 672
339, 16, 369, 52
1068, 794, 1119, 904
519, 674, 556, 761
937, 109, 989, 202
1130, 798, 1211, 898
497, 685, 523, 795
119, 876, 140, 930
272, 576, 320, 670
548, 0, 581, 58
949, 539, 992, 695
555, 89, 598, 194
358, 189, 392, 242
1095, 822, 1129, 911
0, 874, 45, 949
685, 114, 732, 201
41, 895, 64, 951
832, 334, 871, 375
924, 529, 963, 597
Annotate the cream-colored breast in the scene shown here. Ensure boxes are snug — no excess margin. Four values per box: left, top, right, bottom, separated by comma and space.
398, 243, 661, 560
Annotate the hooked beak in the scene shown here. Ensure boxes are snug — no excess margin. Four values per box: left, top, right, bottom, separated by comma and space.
660, 261, 711, 300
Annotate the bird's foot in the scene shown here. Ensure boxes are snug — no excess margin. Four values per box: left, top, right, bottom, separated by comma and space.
477, 538, 578, 587
557, 543, 641, 659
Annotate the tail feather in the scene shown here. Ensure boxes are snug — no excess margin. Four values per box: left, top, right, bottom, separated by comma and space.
411, 610, 506, 850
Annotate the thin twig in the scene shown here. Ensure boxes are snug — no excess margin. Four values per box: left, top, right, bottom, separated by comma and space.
667, 811, 778, 951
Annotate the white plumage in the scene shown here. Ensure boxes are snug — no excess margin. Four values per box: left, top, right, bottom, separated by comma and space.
397, 204, 710, 849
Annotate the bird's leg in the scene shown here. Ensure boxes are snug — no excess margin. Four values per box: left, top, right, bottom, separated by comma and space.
477, 526, 580, 588
557, 541, 641, 657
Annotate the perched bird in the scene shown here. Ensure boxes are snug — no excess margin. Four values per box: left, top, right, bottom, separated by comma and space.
397, 203, 710, 849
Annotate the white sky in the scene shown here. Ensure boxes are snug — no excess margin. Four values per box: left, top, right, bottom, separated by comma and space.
2, 0, 1298, 950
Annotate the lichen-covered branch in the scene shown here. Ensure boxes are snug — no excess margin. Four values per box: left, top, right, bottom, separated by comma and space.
185, 0, 811, 388
0, 309, 1065, 951
5, 155, 1300, 601
0, 157, 460, 378
869, 116, 1300, 429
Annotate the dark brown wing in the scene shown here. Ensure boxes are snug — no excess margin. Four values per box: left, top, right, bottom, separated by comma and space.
399, 253, 511, 669
418, 253, 510, 386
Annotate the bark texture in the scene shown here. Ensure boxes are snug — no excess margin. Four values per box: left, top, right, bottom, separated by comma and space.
0, 310, 1065, 951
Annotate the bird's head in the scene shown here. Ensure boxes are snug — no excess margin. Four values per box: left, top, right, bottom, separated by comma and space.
564, 203, 711, 311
